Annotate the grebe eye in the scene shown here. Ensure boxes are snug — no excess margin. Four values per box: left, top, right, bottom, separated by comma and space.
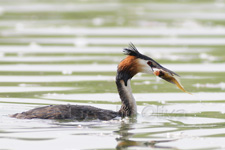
147, 61, 152, 66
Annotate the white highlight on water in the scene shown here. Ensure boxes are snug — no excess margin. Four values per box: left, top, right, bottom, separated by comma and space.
41, 92, 225, 102
0, 63, 224, 72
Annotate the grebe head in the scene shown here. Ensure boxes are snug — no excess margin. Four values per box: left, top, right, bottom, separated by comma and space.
116, 43, 181, 117
117, 43, 179, 85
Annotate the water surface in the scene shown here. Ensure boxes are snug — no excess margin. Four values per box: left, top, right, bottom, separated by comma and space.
0, 0, 225, 150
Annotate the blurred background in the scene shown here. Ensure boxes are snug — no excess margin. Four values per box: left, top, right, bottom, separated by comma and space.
0, 0, 225, 150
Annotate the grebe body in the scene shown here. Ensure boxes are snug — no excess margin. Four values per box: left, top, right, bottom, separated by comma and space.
11, 43, 178, 120
11, 105, 118, 121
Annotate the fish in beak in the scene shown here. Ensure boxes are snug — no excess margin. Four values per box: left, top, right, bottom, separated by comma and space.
146, 56, 191, 94
153, 69, 191, 94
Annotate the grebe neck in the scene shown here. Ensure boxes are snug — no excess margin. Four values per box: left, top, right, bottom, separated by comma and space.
116, 77, 137, 117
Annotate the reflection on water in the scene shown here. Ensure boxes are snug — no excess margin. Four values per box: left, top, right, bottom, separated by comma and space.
115, 121, 177, 150
0, 0, 225, 150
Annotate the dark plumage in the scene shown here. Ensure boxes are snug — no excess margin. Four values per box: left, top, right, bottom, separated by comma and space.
11, 105, 118, 121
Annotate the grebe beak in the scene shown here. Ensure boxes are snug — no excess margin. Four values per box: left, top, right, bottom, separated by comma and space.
147, 58, 190, 94
147, 57, 179, 77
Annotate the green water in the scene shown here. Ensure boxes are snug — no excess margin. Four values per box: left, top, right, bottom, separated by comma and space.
0, 0, 225, 150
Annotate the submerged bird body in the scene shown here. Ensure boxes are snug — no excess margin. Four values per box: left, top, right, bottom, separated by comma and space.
11, 43, 180, 121
11, 105, 118, 121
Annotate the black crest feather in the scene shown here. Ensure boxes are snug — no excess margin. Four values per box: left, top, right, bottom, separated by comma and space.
123, 43, 140, 56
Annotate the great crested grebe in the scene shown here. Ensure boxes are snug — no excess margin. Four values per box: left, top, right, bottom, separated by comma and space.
11, 43, 179, 121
